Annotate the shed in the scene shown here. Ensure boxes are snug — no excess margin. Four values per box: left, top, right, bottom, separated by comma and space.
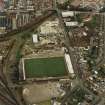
65, 21, 78, 27
0, 56, 3, 61
62, 11, 74, 17
32, 34, 38, 43
64, 53, 74, 74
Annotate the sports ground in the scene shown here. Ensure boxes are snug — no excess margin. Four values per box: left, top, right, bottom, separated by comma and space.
24, 57, 67, 78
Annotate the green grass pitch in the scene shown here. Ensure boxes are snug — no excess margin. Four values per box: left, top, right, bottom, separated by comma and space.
24, 57, 67, 78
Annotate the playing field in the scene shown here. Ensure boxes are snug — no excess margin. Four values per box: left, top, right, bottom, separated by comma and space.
24, 57, 67, 78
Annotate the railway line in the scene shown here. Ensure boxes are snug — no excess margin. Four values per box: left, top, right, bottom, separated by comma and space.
0, 67, 20, 105
0, 10, 56, 41
0, 90, 17, 105
0, 10, 56, 105
0, 60, 20, 105
1, 7, 104, 105
0, 39, 21, 105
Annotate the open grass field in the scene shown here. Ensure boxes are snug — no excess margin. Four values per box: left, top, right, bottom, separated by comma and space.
38, 100, 51, 105
24, 57, 67, 78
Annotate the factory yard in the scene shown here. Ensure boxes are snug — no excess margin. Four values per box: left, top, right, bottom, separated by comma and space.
23, 81, 62, 104
24, 57, 68, 78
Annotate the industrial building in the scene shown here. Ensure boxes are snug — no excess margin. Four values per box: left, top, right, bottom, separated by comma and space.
57, 0, 68, 4
0, 0, 54, 33
65, 21, 78, 27
26, 0, 35, 11
34, 0, 53, 11
16, 11, 31, 28
62, 11, 74, 18
32, 34, 38, 43
0, 12, 12, 34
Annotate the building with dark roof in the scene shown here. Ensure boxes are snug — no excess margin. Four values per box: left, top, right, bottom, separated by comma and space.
0, 12, 12, 34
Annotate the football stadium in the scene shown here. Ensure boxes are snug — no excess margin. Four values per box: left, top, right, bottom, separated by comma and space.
22, 56, 68, 80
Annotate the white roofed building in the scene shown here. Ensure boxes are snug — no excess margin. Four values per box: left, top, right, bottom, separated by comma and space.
62, 11, 74, 18
65, 21, 78, 27
57, 0, 68, 4
0, 56, 3, 64
0, 56, 3, 61
32, 34, 38, 43
64, 53, 75, 77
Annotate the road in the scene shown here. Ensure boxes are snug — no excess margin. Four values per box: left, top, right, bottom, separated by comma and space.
61, 79, 101, 105
1, 4, 105, 105
96, 13, 105, 67
54, 2, 105, 105
55, 5, 83, 79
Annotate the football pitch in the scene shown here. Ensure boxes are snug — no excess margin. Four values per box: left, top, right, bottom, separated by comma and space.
24, 57, 67, 78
